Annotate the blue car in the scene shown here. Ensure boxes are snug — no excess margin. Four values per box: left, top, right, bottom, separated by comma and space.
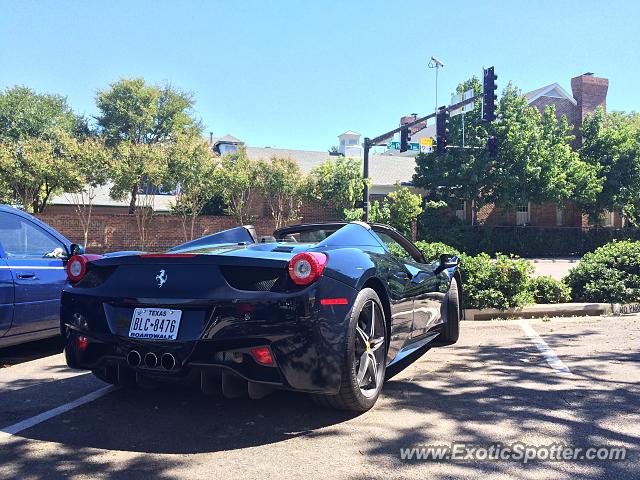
0, 205, 82, 348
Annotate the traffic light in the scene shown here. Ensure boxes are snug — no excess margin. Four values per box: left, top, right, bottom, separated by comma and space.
482, 66, 498, 122
436, 107, 449, 154
399, 126, 411, 152
486, 135, 498, 158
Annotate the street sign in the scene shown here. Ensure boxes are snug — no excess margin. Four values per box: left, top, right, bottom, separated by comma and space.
387, 141, 419, 151
419, 137, 433, 153
450, 89, 475, 116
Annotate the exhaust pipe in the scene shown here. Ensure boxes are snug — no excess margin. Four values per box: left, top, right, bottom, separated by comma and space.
161, 353, 176, 370
127, 350, 141, 367
144, 352, 158, 368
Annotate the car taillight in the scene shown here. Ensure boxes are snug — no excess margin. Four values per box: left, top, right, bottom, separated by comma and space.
250, 346, 274, 365
288, 252, 327, 286
66, 254, 102, 283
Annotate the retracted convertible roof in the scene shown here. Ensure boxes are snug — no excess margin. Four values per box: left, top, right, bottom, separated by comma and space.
168, 225, 257, 252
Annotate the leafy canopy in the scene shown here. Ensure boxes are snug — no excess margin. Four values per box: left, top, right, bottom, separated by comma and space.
307, 156, 367, 219
580, 108, 640, 224
255, 157, 305, 229
95, 78, 201, 212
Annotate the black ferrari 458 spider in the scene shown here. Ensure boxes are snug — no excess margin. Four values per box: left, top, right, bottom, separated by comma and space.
62, 221, 462, 411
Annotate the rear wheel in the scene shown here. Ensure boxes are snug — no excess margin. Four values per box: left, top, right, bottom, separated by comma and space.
437, 278, 460, 346
311, 288, 387, 412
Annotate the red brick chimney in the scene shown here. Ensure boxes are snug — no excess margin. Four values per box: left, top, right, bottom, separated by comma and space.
570, 73, 609, 122
400, 113, 426, 135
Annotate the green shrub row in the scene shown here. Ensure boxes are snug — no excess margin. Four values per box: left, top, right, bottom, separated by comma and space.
414, 241, 572, 309
409, 239, 640, 309
417, 224, 640, 257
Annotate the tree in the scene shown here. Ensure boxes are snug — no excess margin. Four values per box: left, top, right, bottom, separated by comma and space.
95, 78, 200, 213
111, 141, 169, 249
386, 184, 423, 237
168, 134, 220, 241
0, 130, 83, 212
256, 157, 305, 229
63, 137, 112, 247
217, 147, 257, 224
306, 156, 367, 219
0, 86, 87, 212
0, 86, 85, 143
580, 108, 640, 224
488, 84, 599, 211
414, 80, 599, 222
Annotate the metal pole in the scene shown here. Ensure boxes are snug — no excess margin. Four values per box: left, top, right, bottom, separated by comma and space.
363, 138, 370, 222
435, 65, 438, 112
462, 112, 465, 147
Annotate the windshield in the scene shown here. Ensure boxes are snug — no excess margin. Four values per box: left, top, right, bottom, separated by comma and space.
275, 228, 340, 243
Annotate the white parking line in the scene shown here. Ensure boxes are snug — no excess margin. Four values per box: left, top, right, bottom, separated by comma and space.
518, 320, 573, 376
0, 385, 118, 440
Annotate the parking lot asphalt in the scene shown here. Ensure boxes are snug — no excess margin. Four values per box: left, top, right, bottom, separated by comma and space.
0, 315, 638, 480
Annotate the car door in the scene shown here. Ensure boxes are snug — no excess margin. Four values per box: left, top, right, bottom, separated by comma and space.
404, 260, 448, 337
380, 252, 414, 351
0, 250, 14, 337
0, 212, 68, 336
374, 230, 447, 339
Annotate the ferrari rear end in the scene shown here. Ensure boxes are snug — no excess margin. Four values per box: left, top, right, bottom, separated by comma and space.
61, 248, 356, 398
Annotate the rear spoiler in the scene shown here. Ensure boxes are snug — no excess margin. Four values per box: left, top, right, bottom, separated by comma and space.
168, 226, 257, 252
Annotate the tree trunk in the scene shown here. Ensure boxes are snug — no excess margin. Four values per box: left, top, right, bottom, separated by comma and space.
129, 184, 138, 214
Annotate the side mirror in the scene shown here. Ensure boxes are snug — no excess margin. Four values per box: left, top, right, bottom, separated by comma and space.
69, 244, 85, 257
436, 254, 460, 273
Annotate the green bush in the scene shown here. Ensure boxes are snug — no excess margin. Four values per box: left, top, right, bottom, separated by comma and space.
530, 276, 572, 304
566, 241, 640, 303
416, 218, 640, 257
415, 241, 460, 262
459, 253, 534, 310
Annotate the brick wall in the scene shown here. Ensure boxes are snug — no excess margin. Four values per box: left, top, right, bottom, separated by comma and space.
38, 205, 336, 253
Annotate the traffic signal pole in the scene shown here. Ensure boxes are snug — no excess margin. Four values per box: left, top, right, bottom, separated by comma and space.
362, 94, 481, 221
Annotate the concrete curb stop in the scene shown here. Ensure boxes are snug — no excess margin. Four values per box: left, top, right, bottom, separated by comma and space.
463, 302, 628, 321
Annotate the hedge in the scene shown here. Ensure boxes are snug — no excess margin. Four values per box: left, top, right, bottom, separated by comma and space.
566, 240, 640, 303
417, 224, 640, 258
412, 242, 568, 309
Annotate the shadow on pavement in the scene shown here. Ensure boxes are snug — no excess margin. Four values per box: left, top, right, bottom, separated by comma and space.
0, 336, 64, 367
0, 327, 637, 479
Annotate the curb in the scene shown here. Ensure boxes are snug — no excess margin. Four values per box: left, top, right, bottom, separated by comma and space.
464, 303, 618, 321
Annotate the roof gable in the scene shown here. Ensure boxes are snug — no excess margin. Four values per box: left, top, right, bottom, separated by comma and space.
525, 83, 577, 106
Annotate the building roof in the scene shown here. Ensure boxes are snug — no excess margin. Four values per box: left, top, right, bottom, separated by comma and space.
210, 134, 243, 145
338, 130, 360, 137
245, 146, 415, 186
525, 83, 577, 106
48, 184, 176, 212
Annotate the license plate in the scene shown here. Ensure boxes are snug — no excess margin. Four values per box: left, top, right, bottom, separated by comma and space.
128, 308, 182, 340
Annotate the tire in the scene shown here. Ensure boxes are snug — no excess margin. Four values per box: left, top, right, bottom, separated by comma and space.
437, 277, 460, 346
311, 288, 388, 412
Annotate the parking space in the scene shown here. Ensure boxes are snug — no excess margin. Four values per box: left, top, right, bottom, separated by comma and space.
0, 316, 638, 479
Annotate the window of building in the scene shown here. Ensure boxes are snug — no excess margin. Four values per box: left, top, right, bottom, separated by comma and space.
516, 203, 530, 226
556, 206, 565, 226
603, 209, 614, 227
455, 200, 466, 222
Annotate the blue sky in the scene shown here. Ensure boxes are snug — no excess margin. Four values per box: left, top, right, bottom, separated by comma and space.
1, 0, 638, 151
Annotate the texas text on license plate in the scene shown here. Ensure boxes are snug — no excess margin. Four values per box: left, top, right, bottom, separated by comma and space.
128, 308, 182, 340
